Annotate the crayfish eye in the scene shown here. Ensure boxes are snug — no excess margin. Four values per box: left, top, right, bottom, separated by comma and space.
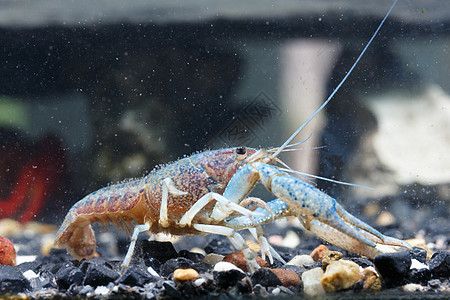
236, 147, 246, 155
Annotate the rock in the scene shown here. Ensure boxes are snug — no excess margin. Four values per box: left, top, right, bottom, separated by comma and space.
23, 269, 38, 281
204, 238, 234, 256
276, 285, 295, 295
214, 268, 246, 289
407, 265, 431, 284
213, 261, 245, 273
0, 265, 31, 293
162, 282, 183, 299
253, 284, 270, 297
428, 279, 441, 289
281, 230, 301, 248
177, 249, 204, 263
250, 268, 282, 288
301, 267, 325, 296
138, 240, 178, 264
79, 257, 115, 273
203, 253, 224, 265
362, 267, 382, 291
280, 264, 307, 278
173, 268, 199, 281
271, 287, 281, 296
0, 219, 22, 236
160, 257, 195, 277
29, 270, 57, 290
147, 266, 160, 277
55, 265, 84, 290
271, 268, 300, 288
223, 252, 267, 273
193, 277, 206, 287
363, 202, 380, 218
321, 251, 343, 270
0, 236, 16, 266
83, 264, 120, 287
411, 247, 427, 264
374, 250, 411, 287
402, 283, 427, 292
118, 264, 156, 287
428, 251, 450, 278
348, 257, 374, 268
406, 239, 433, 260
375, 211, 396, 226
267, 235, 283, 246
321, 260, 361, 292
24, 222, 57, 235
15, 260, 40, 274
94, 285, 110, 296
189, 247, 206, 256
310, 245, 328, 262
286, 255, 314, 267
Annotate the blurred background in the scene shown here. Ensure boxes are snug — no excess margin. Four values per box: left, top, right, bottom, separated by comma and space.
0, 0, 448, 247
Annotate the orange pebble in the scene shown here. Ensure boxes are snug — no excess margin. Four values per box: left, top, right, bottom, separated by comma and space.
223, 252, 267, 273
271, 268, 300, 287
173, 268, 199, 281
310, 245, 329, 262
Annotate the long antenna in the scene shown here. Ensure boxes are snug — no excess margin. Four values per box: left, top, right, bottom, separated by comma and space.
271, 0, 398, 159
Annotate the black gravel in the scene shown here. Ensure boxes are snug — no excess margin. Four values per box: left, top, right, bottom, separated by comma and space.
1, 222, 449, 299
0, 265, 31, 294
374, 250, 412, 287
428, 251, 450, 278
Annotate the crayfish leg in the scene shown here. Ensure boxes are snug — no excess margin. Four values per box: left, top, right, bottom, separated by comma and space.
300, 216, 381, 259
160, 178, 187, 228
121, 223, 151, 272
248, 226, 286, 264
193, 224, 260, 273
300, 215, 411, 259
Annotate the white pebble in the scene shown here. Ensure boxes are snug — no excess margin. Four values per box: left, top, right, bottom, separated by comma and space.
194, 278, 206, 287
94, 286, 110, 296
190, 247, 206, 255
15, 255, 37, 265
147, 266, 160, 277
301, 267, 325, 296
287, 254, 314, 267
365, 266, 379, 274
23, 270, 38, 280
271, 287, 281, 296
203, 253, 224, 265
410, 259, 429, 270
213, 261, 244, 273
403, 283, 427, 292
435, 237, 446, 249
281, 230, 301, 248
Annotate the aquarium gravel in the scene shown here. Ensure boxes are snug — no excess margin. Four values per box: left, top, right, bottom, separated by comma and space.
0, 218, 449, 299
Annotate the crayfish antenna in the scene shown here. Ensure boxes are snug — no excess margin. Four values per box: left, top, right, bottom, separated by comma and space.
270, 0, 398, 160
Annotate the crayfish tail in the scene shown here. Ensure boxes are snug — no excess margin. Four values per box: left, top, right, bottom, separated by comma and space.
54, 210, 97, 260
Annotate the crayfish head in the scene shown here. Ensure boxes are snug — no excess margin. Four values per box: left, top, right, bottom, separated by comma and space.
241, 147, 273, 165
